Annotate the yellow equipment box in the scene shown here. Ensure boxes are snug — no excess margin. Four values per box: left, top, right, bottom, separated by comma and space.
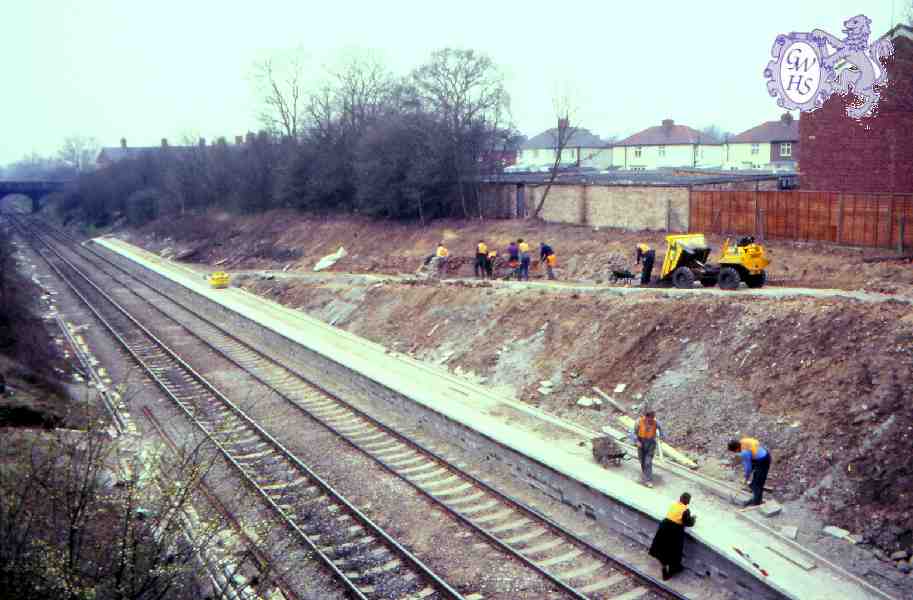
208, 271, 230, 289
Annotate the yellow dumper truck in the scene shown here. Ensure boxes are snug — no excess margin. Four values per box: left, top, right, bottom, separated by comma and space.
659, 234, 769, 290
207, 271, 231, 289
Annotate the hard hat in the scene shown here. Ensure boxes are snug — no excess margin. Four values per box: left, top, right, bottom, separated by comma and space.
637, 243, 650, 252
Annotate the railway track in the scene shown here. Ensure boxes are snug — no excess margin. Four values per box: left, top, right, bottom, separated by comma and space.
18, 218, 689, 600
13, 217, 464, 600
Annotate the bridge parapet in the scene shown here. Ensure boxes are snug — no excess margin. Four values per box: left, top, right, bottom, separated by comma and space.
0, 180, 68, 212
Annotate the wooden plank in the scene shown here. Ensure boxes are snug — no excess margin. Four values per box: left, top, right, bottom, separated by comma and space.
592, 386, 629, 415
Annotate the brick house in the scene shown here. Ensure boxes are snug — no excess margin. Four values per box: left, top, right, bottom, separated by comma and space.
799, 24, 913, 192
725, 113, 799, 171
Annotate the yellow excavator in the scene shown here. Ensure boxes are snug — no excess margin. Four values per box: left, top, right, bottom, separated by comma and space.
658, 234, 769, 290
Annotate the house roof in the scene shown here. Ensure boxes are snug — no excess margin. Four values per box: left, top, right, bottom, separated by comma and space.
96, 146, 197, 164
615, 119, 718, 146
520, 127, 606, 150
730, 114, 799, 143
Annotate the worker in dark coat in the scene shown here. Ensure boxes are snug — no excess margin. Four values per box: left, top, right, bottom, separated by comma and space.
649, 493, 696, 580
635, 243, 655, 285
728, 437, 771, 507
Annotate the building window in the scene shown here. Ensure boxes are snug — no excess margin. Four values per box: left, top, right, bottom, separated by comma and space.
658, 145, 666, 157
634, 146, 642, 158
751, 143, 759, 155
780, 142, 792, 157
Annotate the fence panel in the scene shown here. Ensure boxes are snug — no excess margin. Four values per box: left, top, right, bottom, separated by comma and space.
690, 190, 913, 249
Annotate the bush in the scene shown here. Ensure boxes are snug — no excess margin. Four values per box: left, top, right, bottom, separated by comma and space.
125, 188, 162, 226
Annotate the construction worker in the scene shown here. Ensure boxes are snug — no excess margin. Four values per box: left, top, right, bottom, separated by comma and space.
540, 242, 556, 280
485, 249, 497, 279
728, 437, 771, 507
630, 409, 663, 487
649, 492, 697, 580
431, 241, 449, 278
474, 239, 488, 279
635, 243, 655, 286
518, 238, 531, 281
507, 241, 520, 280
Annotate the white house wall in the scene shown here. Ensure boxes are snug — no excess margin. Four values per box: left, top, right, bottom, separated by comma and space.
612, 144, 724, 170
724, 142, 771, 169
518, 147, 612, 168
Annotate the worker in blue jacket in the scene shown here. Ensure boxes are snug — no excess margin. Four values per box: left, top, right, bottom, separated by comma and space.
728, 437, 771, 507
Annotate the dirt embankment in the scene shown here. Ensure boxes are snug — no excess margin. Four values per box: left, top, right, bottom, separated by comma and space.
115, 210, 913, 551
127, 209, 913, 295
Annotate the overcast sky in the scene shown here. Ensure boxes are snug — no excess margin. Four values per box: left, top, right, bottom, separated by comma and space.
0, 0, 905, 165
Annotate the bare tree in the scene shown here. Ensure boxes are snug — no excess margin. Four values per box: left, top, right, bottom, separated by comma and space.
531, 87, 579, 219
253, 50, 306, 139
700, 124, 727, 143
412, 48, 508, 217
58, 135, 100, 173
0, 408, 228, 599
330, 51, 395, 136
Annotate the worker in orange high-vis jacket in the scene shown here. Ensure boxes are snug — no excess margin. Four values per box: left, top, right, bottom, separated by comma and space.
728, 437, 771, 507
649, 492, 697, 580
630, 409, 664, 487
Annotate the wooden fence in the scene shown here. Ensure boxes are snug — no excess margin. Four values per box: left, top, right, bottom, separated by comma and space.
689, 190, 913, 249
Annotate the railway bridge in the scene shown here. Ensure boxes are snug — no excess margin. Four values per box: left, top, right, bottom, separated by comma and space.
0, 180, 67, 212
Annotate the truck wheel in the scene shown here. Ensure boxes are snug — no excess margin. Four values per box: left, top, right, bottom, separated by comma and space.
719, 267, 740, 290
672, 267, 695, 289
745, 270, 767, 288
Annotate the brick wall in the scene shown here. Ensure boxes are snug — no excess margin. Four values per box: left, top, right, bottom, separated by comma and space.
769, 141, 800, 164
800, 35, 913, 192
529, 183, 689, 230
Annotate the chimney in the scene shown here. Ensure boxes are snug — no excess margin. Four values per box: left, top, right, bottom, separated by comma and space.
161, 138, 169, 148
662, 119, 674, 129
120, 137, 127, 149
235, 135, 243, 145
199, 137, 206, 147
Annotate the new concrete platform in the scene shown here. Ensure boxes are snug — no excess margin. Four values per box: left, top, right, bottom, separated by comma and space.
94, 237, 896, 600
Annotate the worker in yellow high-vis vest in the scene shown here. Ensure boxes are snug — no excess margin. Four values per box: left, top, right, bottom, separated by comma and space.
474, 240, 488, 279
630, 409, 664, 487
430, 242, 449, 279
649, 492, 697, 580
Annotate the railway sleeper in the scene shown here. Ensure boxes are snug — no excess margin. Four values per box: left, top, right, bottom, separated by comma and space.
455, 499, 499, 516
471, 508, 514, 525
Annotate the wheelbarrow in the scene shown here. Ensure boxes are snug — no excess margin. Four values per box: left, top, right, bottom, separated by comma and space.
592, 436, 630, 468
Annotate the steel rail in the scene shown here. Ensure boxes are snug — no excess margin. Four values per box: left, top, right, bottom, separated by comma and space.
34, 220, 691, 600
16, 218, 465, 600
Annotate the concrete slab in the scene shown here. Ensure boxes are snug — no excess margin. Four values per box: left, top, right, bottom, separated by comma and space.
780, 526, 799, 541
93, 237, 898, 600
